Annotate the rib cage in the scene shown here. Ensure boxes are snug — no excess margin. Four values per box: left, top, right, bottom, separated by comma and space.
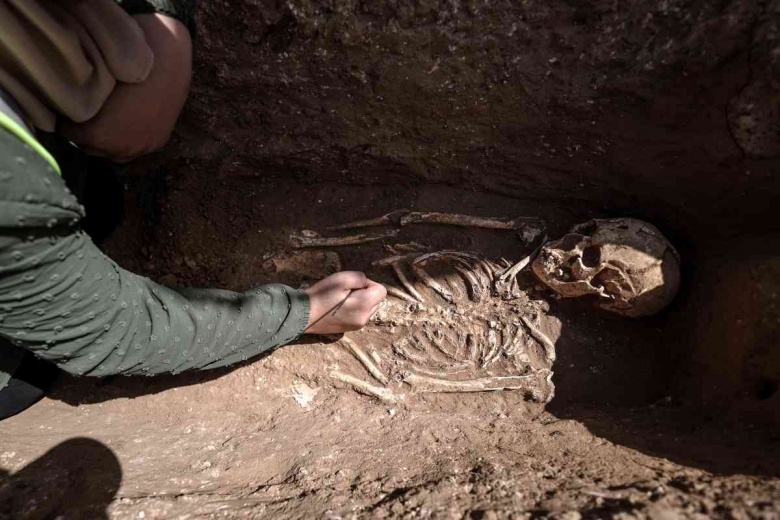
337, 250, 557, 403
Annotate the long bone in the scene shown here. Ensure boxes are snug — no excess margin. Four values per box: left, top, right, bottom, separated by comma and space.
399, 212, 543, 231
340, 336, 389, 385
325, 210, 543, 232
329, 371, 397, 404
326, 210, 411, 230
403, 370, 554, 403
291, 229, 398, 248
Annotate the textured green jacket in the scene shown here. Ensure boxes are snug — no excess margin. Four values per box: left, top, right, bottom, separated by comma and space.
0, 99, 310, 390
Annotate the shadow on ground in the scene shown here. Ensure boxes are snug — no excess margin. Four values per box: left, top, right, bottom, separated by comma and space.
0, 437, 121, 519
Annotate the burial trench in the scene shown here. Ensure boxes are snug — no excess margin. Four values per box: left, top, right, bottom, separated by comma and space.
1, 0, 779, 517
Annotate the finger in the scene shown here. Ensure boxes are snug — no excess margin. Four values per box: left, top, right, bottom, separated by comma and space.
362, 279, 387, 303
350, 281, 387, 306
333, 271, 368, 290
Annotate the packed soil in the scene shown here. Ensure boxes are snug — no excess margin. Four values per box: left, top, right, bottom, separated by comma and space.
1, 0, 779, 518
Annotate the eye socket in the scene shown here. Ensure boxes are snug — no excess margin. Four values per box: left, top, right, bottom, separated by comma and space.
582, 246, 601, 268
558, 234, 585, 250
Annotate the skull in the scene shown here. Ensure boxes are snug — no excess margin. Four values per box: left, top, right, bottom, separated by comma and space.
531, 218, 681, 317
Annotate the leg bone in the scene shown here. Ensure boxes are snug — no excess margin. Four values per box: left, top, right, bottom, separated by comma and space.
330, 371, 397, 404
340, 336, 390, 385
326, 209, 410, 230
291, 229, 398, 248
400, 212, 542, 231
403, 371, 555, 403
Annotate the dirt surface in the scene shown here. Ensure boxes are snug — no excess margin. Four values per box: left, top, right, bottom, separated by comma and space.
2, 0, 780, 518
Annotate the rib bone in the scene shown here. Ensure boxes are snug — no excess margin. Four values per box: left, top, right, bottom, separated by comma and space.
385, 285, 418, 303
519, 316, 557, 364
410, 262, 454, 303
391, 262, 426, 303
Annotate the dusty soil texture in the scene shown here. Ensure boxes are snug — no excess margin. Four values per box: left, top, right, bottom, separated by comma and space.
1, 0, 780, 518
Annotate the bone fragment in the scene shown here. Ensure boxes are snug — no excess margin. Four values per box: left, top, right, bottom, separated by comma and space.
403, 371, 554, 402
519, 315, 557, 364
329, 371, 397, 404
391, 262, 426, 303
290, 229, 399, 248
400, 212, 540, 230
326, 210, 411, 230
341, 336, 390, 385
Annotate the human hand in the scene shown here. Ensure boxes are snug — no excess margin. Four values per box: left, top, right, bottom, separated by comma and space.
304, 272, 387, 335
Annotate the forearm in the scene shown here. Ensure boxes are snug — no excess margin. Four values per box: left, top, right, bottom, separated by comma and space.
0, 130, 309, 378
2, 231, 309, 377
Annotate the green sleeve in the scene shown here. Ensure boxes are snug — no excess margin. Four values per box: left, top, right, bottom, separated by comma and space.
0, 130, 310, 377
